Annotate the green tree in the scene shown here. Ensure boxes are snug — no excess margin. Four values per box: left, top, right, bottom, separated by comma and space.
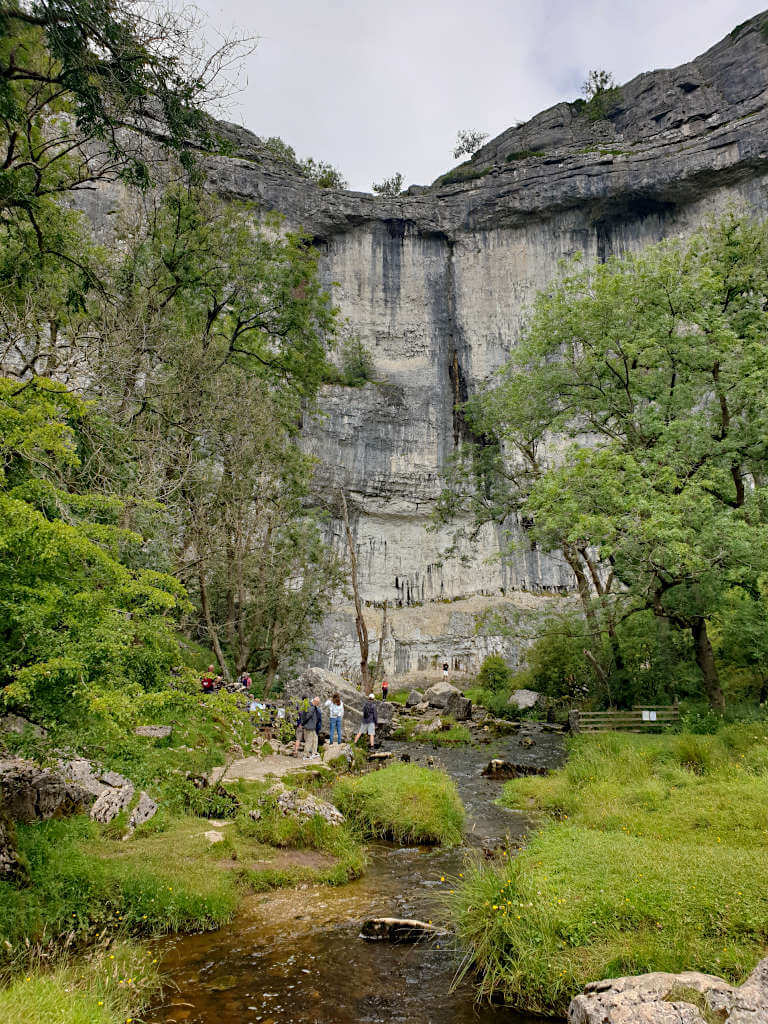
372, 172, 404, 197
476, 653, 512, 692
444, 213, 768, 710
0, 1, 249, 248
0, 376, 184, 723
453, 129, 488, 160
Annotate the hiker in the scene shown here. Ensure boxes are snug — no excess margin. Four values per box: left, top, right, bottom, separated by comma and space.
237, 672, 252, 691
293, 696, 310, 756
201, 665, 216, 692
442, 661, 449, 680
381, 678, 389, 701
354, 693, 378, 749
303, 697, 322, 759
324, 693, 344, 744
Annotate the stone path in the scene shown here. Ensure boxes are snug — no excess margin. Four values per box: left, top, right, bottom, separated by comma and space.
212, 753, 302, 784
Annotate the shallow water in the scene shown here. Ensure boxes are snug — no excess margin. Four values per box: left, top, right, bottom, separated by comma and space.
147, 730, 565, 1024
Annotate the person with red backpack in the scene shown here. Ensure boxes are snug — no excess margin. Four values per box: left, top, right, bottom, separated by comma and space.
201, 665, 216, 692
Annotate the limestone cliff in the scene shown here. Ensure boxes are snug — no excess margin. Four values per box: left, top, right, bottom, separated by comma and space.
85, 13, 768, 681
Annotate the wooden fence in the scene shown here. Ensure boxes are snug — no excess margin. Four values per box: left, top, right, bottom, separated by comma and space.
569, 702, 680, 734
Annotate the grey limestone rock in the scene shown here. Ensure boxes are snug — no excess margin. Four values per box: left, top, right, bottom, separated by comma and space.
567, 957, 768, 1023
423, 681, 462, 709
405, 690, 423, 707
134, 725, 172, 739
0, 758, 94, 822
90, 783, 134, 824
265, 782, 344, 826
508, 689, 542, 710
128, 791, 158, 830
445, 692, 472, 721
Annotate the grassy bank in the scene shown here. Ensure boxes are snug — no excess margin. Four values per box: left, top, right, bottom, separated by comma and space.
333, 763, 465, 846
0, 942, 158, 1024
0, 689, 368, 1019
449, 727, 768, 1015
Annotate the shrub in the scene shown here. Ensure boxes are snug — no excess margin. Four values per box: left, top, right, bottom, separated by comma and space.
333, 763, 465, 846
476, 654, 513, 692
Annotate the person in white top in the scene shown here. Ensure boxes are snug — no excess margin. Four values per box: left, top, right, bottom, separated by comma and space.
324, 693, 344, 744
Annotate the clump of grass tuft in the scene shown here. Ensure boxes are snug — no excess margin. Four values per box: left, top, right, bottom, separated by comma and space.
333, 763, 465, 846
0, 940, 159, 1024
450, 727, 768, 1015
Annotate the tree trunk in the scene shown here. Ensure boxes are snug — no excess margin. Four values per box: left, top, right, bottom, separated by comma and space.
691, 617, 725, 712
198, 569, 231, 681
340, 489, 369, 690
377, 601, 388, 670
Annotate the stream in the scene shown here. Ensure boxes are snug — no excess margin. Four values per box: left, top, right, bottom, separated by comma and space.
147, 729, 565, 1024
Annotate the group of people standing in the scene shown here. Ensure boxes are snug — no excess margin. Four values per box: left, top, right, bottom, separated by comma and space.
292, 690, 380, 758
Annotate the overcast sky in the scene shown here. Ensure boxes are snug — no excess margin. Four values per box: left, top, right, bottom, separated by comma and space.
196, 0, 766, 192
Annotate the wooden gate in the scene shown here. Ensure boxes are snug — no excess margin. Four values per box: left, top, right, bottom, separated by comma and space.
569, 702, 680, 733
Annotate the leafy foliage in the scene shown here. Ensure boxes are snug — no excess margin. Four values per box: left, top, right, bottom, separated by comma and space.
476, 653, 513, 692
453, 128, 489, 159
372, 171, 404, 196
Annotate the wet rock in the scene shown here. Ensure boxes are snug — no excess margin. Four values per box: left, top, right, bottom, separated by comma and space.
568, 957, 768, 1023
360, 917, 447, 943
422, 681, 462, 709
519, 734, 536, 749
134, 725, 172, 739
368, 751, 393, 762
508, 689, 543, 710
0, 758, 94, 822
482, 758, 549, 779
405, 690, 423, 707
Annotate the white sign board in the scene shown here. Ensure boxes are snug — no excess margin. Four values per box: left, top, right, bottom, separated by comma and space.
642, 710, 657, 722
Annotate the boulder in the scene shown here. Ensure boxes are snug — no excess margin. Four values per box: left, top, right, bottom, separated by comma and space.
91, 783, 134, 824
422, 681, 462, 709
360, 917, 447, 943
405, 690, 423, 708
285, 667, 395, 738
482, 759, 549, 779
508, 689, 542, 710
446, 692, 472, 721
321, 742, 354, 764
134, 725, 172, 739
568, 958, 768, 1023
415, 718, 443, 735
128, 791, 158, 830
0, 758, 94, 822
413, 701, 430, 713
265, 782, 344, 826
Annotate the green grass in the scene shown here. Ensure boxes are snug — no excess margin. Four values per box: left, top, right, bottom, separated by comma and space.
391, 716, 472, 746
388, 690, 409, 705
449, 727, 768, 1015
333, 763, 465, 846
0, 941, 159, 1024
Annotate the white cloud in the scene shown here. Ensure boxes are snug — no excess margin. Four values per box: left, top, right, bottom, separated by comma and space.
196, 0, 766, 191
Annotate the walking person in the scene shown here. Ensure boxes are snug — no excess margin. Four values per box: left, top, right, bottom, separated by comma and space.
354, 693, 378, 750
324, 693, 344, 744
293, 696, 310, 757
381, 678, 389, 701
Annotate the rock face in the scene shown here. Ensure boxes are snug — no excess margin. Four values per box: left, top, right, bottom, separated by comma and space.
285, 667, 395, 738
568, 957, 768, 1023
0, 759, 94, 822
76, 15, 768, 679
